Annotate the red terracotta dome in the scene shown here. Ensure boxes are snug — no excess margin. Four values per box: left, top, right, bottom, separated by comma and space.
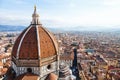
11, 6, 58, 66
12, 25, 58, 59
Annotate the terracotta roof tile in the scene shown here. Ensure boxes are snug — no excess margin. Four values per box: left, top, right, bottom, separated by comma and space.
15, 73, 39, 80
45, 73, 58, 80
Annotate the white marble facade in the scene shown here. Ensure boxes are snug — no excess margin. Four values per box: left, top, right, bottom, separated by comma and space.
12, 61, 59, 78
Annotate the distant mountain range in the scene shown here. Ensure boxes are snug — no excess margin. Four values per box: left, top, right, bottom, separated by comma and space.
0, 25, 26, 31
0, 25, 120, 32
0, 25, 63, 32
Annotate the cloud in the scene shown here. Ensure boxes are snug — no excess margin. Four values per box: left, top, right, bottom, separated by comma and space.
1, 0, 120, 28
103, 0, 120, 6
14, 0, 25, 4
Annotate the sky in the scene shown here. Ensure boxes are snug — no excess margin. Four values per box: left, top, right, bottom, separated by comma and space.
1, 0, 120, 29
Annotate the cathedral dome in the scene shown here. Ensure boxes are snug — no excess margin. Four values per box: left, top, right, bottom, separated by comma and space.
12, 25, 58, 59
11, 6, 58, 67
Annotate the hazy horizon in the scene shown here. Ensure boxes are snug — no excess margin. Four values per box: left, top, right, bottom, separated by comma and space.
1, 0, 120, 30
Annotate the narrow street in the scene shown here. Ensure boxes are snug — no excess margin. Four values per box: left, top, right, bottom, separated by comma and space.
72, 48, 81, 80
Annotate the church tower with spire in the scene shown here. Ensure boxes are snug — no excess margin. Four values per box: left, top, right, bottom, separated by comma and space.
11, 6, 59, 80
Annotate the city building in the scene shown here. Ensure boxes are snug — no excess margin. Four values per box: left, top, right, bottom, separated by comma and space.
60, 51, 74, 67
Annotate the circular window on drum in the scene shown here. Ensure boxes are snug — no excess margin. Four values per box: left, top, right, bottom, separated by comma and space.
47, 64, 52, 70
